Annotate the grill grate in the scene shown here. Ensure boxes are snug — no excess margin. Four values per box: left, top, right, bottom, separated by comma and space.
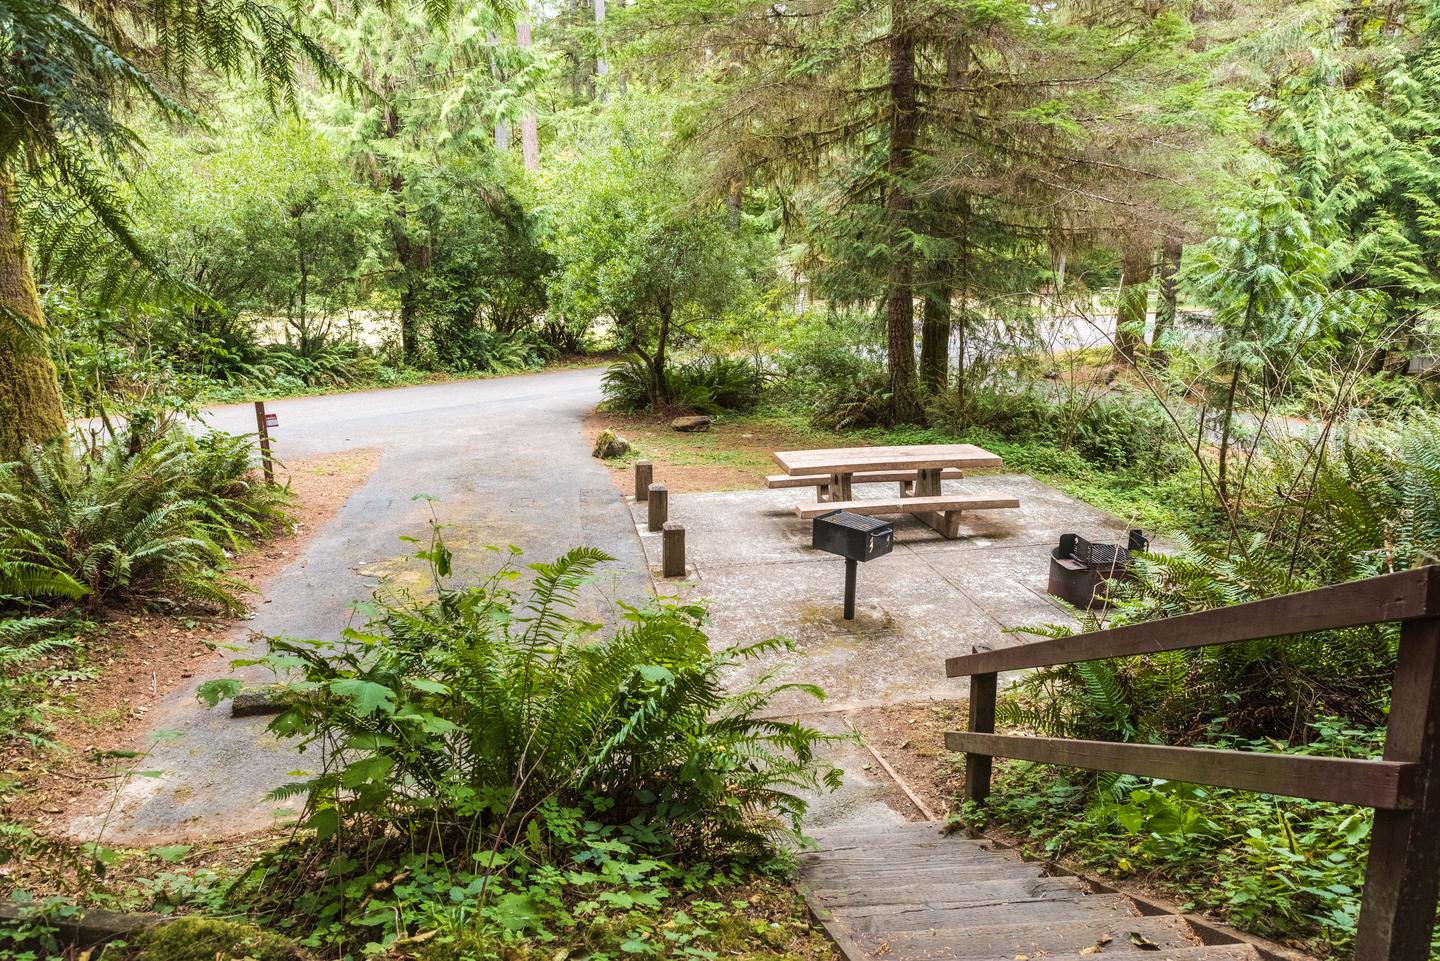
822, 511, 891, 533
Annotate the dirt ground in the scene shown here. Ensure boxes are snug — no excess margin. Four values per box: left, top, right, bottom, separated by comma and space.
0, 448, 380, 840
585, 411, 861, 494
847, 700, 970, 821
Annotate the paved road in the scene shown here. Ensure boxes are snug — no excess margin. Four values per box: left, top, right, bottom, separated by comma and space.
72, 367, 652, 844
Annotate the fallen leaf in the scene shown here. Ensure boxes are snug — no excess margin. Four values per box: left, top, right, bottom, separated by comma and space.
1128, 932, 1160, 951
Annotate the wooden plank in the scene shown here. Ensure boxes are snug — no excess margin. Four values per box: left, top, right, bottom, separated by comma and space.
808, 877, 1085, 908
945, 731, 1418, 809
767, 468, 965, 489
1355, 614, 1440, 961
775, 444, 1003, 476
946, 567, 1439, 678
859, 915, 1199, 961
795, 495, 1020, 520
840, 893, 1132, 933
800, 860, 1042, 885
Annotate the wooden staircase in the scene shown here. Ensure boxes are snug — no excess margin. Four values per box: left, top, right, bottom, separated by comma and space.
800, 822, 1267, 961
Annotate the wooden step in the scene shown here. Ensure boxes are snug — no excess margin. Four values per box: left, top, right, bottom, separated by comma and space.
1035, 945, 1260, 961
856, 914, 1200, 960
795, 495, 1021, 520
838, 891, 1138, 933
800, 838, 997, 860
809, 876, 1088, 908
767, 469, 966, 489
801, 860, 1042, 886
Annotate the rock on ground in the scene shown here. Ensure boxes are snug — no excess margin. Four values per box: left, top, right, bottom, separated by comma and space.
671, 415, 712, 432
592, 428, 631, 458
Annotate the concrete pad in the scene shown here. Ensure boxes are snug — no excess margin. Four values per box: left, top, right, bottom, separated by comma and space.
634, 473, 1155, 714
679, 551, 998, 711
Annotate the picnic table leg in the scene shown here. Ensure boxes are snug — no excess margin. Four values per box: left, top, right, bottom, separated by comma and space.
913, 467, 959, 539
834, 472, 853, 501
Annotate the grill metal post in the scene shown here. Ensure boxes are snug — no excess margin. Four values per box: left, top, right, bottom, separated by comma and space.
843, 558, 857, 620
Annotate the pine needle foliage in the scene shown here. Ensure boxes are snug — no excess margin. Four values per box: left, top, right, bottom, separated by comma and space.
202, 526, 843, 870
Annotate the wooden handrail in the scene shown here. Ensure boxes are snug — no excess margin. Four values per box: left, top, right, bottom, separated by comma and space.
946, 566, 1440, 961
946, 567, 1438, 678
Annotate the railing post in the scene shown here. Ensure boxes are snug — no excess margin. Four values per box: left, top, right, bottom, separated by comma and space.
253, 401, 275, 486
1355, 605, 1440, 961
965, 672, 997, 805
647, 484, 668, 532
635, 461, 653, 502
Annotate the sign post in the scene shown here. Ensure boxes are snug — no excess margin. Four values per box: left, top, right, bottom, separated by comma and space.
253, 401, 276, 486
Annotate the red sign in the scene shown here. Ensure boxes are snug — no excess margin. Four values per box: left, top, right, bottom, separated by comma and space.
264, 413, 278, 429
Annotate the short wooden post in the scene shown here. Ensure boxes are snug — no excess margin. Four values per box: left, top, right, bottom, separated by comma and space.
635, 461, 653, 501
965, 672, 998, 805
253, 401, 275, 486
1354, 599, 1440, 961
647, 484, 668, 532
662, 522, 685, 578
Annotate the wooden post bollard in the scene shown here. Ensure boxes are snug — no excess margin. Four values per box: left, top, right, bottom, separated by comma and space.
662, 522, 685, 578
635, 460, 653, 501
253, 401, 275, 487
647, 484, 668, 532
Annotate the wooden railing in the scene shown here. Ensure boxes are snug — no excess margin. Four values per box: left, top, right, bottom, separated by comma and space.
945, 567, 1440, 961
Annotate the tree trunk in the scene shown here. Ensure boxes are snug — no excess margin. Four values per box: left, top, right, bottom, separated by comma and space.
919, 270, 951, 393
594, 0, 609, 93
0, 165, 67, 460
883, 0, 922, 424
954, 195, 971, 410
488, 31, 511, 151
651, 301, 672, 406
1112, 242, 1152, 366
1151, 235, 1182, 368
516, 17, 540, 170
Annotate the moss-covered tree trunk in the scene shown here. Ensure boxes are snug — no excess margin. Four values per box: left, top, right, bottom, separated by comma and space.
1151, 235, 1182, 368
883, 0, 923, 424
0, 165, 67, 460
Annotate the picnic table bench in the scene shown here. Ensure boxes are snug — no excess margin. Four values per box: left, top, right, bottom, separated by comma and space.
772, 443, 1019, 539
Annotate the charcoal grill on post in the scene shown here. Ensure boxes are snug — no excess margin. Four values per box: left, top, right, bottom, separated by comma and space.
1048, 529, 1148, 610
812, 510, 894, 620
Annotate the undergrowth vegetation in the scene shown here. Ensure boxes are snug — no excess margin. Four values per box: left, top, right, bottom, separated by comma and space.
192, 525, 841, 957
953, 411, 1440, 957
0, 424, 290, 749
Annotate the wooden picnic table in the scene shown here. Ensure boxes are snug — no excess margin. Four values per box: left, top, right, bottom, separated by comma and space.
772, 443, 1017, 539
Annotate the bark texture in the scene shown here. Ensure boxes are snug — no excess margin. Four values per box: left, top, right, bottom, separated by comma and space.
1152, 235, 1182, 367
0, 166, 67, 460
919, 273, 951, 393
1112, 242, 1152, 366
884, 0, 923, 424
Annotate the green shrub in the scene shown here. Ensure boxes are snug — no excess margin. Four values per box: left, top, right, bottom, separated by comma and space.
0, 428, 290, 611
205, 532, 838, 853
965, 719, 1385, 957
602, 355, 763, 414
200, 527, 839, 953
928, 377, 1181, 473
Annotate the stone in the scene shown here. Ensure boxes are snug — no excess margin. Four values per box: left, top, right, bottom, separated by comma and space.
231, 688, 289, 718
671, 415, 712, 432
591, 429, 631, 459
